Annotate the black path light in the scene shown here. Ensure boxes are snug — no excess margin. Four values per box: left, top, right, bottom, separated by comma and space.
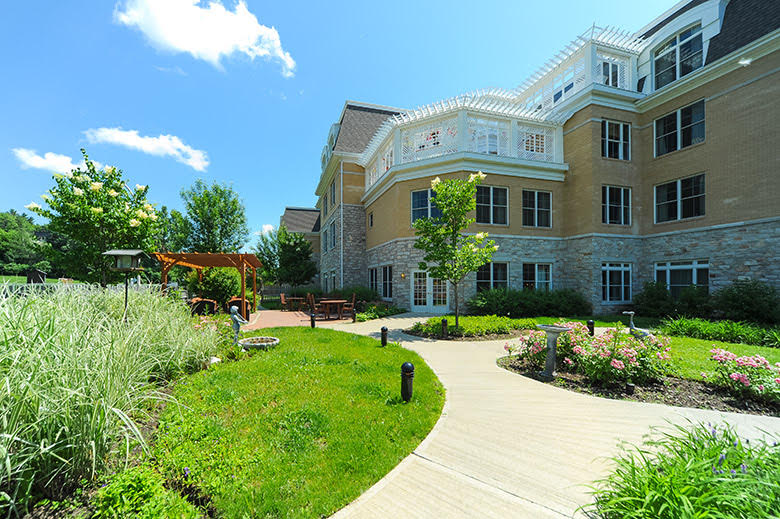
587, 320, 595, 336
380, 326, 388, 346
401, 362, 415, 402
441, 318, 448, 339
103, 249, 148, 322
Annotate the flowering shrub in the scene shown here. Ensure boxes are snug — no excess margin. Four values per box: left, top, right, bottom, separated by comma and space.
561, 324, 671, 385
504, 331, 548, 369
709, 348, 780, 403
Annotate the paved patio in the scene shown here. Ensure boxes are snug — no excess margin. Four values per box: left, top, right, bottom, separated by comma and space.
307, 314, 780, 518
243, 308, 351, 330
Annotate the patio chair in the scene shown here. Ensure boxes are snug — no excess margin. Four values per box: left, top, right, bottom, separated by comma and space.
342, 293, 356, 318
280, 293, 289, 311
308, 293, 326, 320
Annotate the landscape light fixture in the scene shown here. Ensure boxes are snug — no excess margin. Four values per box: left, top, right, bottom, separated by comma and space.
103, 249, 147, 321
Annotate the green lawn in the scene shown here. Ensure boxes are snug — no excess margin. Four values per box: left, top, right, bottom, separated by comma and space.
535, 315, 660, 329
153, 327, 444, 518
670, 335, 780, 380
0, 274, 62, 284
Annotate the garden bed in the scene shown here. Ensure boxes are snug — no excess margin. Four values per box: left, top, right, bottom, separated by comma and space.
406, 315, 537, 340
498, 356, 780, 416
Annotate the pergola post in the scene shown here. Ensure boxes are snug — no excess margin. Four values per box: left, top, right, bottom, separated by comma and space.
240, 262, 247, 319
252, 267, 257, 312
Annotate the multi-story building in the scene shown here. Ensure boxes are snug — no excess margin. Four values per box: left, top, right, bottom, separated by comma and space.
313, 0, 779, 314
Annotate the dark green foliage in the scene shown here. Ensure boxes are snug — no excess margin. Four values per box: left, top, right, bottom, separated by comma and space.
410, 315, 536, 337
180, 179, 249, 253
633, 281, 676, 318
676, 285, 713, 318
588, 423, 780, 519
186, 267, 241, 307
660, 317, 780, 347
713, 280, 779, 324
154, 205, 192, 253
467, 288, 591, 317
356, 302, 407, 321
254, 225, 317, 289
329, 285, 379, 302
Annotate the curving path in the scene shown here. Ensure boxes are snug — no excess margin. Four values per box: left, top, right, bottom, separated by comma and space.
318, 314, 780, 518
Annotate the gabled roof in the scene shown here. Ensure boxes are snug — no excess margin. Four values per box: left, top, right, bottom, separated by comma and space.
640, 0, 710, 39
333, 103, 401, 154
280, 207, 321, 233
705, 0, 780, 64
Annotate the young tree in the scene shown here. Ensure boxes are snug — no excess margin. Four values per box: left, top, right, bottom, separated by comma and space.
24, 149, 158, 285
253, 227, 280, 286
181, 179, 249, 253
413, 172, 498, 328
277, 225, 317, 290
155, 205, 192, 252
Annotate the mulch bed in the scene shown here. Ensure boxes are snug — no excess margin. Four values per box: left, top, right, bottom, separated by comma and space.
497, 356, 780, 417
404, 328, 528, 341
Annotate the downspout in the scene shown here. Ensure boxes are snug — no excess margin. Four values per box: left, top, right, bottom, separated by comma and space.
339, 160, 344, 289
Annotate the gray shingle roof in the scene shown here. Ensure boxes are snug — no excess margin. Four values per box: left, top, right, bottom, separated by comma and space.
641, 0, 709, 39
333, 104, 400, 154
705, 0, 780, 64
281, 207, 320, 233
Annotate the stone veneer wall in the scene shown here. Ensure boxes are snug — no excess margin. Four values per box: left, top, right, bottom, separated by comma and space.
342, 204, 367, 288
359, 219, 779, 315
319, 213, 339, 290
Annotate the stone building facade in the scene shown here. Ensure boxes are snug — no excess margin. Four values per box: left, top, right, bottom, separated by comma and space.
310, 0, 780, 314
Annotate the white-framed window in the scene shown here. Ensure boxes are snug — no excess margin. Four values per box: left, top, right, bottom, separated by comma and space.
473, 119, 500, 154
601, 61, 621, 87
381, 265, 392, 299
522, 263, 551, 291
323, 194, 328, 214
655, 173, 705, 223
655, 100, 705, 156
381, 147, 394, 172
411, 189, 442, 223
368, 268, 378, 293
322, 229, 328, 253
476, 262, 508, 292
601, 120, 630, 160
655, 259, 709, 299
654, 23, 703, 90
602, 186, 631, 226
522, 190, 551, 228
368, 212, 373, 228
476, 186, 508, 225
601, 263, 632, 303
329, 221, 336, 249
330, 181, 336, 206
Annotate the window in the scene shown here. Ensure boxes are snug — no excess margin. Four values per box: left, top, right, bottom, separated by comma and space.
329, 221, 336, 249
655, 100, 705, 156
602, 263, 631, 302
655, 173, 705, 223
476, 186, 508, 225
522, 263, 551, 291
322, 229, 328, 252
522, 190, 551, 228
601, 61, 620, 87
654, 24, 703, 89
524, 132, 546, 154
476, 262, 508, 292
381, 265, 392, 299
368, 212, 373, 228
331, 272, 336, 292
655, 259, 709, 299
330, 181, 336, 206
601, 120, 630, 160
323, 195, 328, 214
602, 186, 631, 225
411, 189, 442, 223
381, 147, 394, 172
368, 268, 378, 293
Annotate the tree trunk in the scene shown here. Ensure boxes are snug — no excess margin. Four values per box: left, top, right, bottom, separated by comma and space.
454, 281, 459, 329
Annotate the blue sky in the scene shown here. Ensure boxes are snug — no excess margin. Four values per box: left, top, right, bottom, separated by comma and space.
0, 0, 679, 243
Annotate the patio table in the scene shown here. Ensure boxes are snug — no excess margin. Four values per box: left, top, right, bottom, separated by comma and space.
287, 296, 305, 311
319, 299, 347, 320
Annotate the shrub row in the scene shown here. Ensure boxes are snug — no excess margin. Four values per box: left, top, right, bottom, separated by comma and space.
410, 315, 537, 337
634, 279, 779, 324
288, 285, 379, 303
356, 302, 407, 321
660, 317, 780, 347
467, 288, 592, 318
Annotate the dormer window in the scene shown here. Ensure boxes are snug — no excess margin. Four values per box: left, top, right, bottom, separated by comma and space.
654, 24, 703, 89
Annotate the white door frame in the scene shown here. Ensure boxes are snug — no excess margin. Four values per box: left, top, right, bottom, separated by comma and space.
410, 270, 449, 314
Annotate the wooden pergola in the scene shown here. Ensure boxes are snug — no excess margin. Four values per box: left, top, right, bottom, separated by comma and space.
153, 252, 262, 318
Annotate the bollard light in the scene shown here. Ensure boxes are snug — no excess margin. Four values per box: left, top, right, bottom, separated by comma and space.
380, 326, 388, 346
587, 320, 595, 336
310, 312, 316, 328
401, 362, 415, 402
441, 318, 448, 339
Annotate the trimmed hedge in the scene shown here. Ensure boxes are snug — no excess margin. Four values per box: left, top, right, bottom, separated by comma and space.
410, 315, 537, 337
467, 288, 591, 318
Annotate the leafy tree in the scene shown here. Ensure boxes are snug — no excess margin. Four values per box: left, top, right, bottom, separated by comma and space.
155, 205, 192, 252
413, 172, 498, 328
253, 227, 280, 286
253, 225, 316, 290
180, 180, 249, 253
0, 210, 45, 273
24, 149, 158, 285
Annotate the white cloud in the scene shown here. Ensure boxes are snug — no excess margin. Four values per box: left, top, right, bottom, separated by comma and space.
154, 65, 187, 76
255, 224, 274, 236
115, 0, 296, 77
84, 127, 209, 172
12, 148, 101, 174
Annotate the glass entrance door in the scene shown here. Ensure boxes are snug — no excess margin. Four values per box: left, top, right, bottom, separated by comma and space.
411, 271, 448, 313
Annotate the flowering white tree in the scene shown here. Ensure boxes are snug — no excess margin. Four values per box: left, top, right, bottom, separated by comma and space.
412, 172, 498, 328
25, 149, 158, 285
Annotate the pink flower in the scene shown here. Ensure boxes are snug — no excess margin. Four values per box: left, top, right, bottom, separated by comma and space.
700, 372, 708, 379
775, 378, 780, 384
564, 357, 573, 366
610, 359, 625, 370
758, 385, 764, 391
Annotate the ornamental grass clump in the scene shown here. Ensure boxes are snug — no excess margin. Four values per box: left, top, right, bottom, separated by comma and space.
588, 422, 780, 519
709, 348, 780, 403
0, 285, 216, 515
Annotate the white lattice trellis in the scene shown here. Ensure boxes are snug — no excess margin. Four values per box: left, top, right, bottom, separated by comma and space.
595, 52, 630, 89
401, 116, 458, 163
467, 116, 510, 156
366, 159, 378, 189
516, 124, 555, 162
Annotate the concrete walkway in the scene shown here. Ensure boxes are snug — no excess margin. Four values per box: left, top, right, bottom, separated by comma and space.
313, 314, 780, 518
